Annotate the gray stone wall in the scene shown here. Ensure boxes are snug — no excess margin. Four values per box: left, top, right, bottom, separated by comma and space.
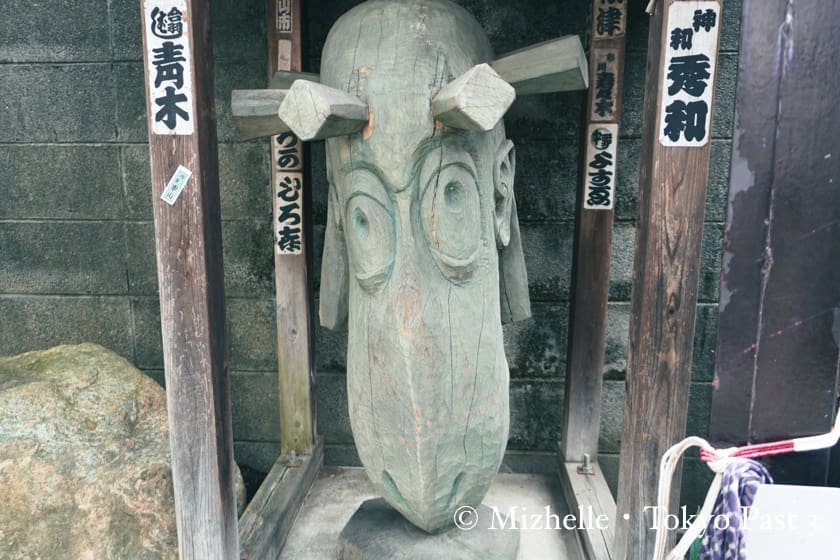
0, 0, 740, 508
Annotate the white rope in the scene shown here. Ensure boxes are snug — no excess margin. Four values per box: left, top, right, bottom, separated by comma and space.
653, 409, 840, 560
651, 437, 735, 560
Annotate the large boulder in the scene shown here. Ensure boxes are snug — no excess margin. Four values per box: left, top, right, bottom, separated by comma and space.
0, 343, 245, 559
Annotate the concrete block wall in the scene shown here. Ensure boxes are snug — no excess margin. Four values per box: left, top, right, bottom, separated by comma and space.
0, 0, 741, 509
0, 0, 281, 472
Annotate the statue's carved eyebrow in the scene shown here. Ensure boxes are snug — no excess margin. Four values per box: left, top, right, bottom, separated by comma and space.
337, 132, 479, 192
417, 138, 479, 195
339, 159, 391, 190
342, 167, 392, 211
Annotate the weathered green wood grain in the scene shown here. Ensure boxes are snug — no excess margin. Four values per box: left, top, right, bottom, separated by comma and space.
312, 0, 527, 534
492, 36, 589, 94
267, 0, 594, 535
278, 80, 368, 141
431, 63, 515, 131
231, 89, 289, 140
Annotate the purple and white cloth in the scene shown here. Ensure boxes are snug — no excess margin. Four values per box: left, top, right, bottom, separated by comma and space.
698, 459, 773, 560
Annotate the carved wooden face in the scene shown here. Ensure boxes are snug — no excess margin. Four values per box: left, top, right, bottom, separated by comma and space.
317, 0, 526, 533
326, 130, 514, 287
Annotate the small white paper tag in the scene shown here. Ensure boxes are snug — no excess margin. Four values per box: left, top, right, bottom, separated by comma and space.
160, 165, 192, 205
278, 39, 292, 71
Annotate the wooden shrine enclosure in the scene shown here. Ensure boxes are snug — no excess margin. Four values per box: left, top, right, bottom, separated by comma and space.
138, 0, 838, 559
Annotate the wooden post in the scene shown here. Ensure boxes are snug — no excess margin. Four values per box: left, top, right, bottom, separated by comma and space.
267, 0, 316, 457
563, 0, 628, 465
139, 1, 238, 558
613, 1, 722, 558
559, 4, 627, 559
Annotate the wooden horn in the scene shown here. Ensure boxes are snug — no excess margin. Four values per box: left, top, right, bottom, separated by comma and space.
277, 80, 369, 141
431, 63, 516, 131
231, 89, 289, 141
490, 35, 589, 95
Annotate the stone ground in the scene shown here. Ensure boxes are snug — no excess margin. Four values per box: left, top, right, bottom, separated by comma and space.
280, 467, 584, 560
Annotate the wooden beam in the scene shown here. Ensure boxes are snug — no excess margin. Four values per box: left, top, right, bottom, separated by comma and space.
139, 0, 238, 557
231, 89, 289, 141
560, 463, 616, 560
239, 441, 324, 559
267, 0, 317, 457
613, 1, 722, 558
562, 0, 628, 465
491, 36, 588, 95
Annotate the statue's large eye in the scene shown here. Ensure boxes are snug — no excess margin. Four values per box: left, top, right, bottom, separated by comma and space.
344, 179, 395, 293
420, 163, 481, 282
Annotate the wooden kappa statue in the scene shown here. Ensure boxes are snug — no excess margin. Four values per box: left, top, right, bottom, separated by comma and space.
232, 0, 587, 534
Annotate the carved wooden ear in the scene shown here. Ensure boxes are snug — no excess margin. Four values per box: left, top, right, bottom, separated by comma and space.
319, 182, 349, 330
278, 80, 369, 141
493, 138, 530, 323
231, 89, 289, 141
494, 139, 516, 248
432, 63, 516, 131
498, 198, 531, 324
491, 35, 589, 94
494, 139, 530, 323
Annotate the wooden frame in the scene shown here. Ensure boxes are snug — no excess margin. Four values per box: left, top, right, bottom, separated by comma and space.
238, 2, 324, 556
141, 1, 724, 559
140, 1, 322, 558
560, 1, 627, 557
267, 0, 317, 459
564, 1, 726, 557
239, 441, 324, 558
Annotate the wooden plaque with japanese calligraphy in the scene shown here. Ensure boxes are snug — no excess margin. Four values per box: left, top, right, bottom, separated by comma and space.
274, 135, 305, 256
593, 0, 626, 39
583, 124, 619, 210
590, 48, 620, 122
144, 0, 195, 135
267, 0, 316, 457
658, 1, 721, 147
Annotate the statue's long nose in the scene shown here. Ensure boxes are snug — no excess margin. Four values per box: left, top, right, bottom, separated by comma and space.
346, 261, 509, 533
365, 287, 475, 532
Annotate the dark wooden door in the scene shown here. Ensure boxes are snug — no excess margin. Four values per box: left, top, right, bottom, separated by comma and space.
710, 0, 840, 485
